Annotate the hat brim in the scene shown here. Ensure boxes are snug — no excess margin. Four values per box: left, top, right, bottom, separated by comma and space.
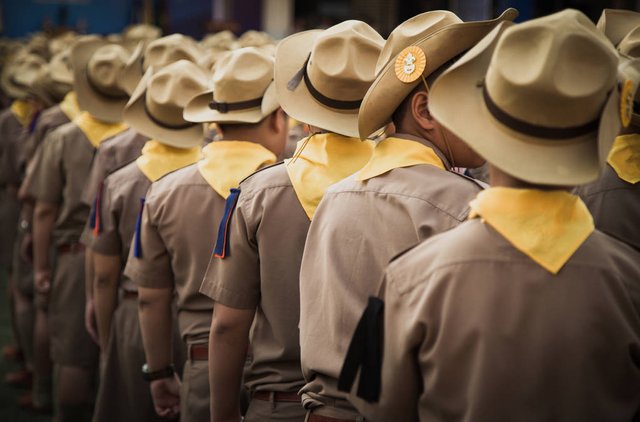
275, 29, 365, 138
183, 81, 279, 124
358, 8, 518, 138
72, 38, 129, 123
123, 68, 204, 148
429, 22, 620, 186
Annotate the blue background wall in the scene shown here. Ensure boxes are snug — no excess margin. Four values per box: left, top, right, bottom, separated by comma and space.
1, 0, 134, 37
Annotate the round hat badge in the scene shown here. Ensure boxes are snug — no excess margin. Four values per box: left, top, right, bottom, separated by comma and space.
395, 46, 426, 84
620, 79, 635, 128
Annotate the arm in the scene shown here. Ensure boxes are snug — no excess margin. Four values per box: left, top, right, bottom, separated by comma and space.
93, 252, 120, 351
138, 286, 179, 419
84, 250, 99, 344
32, 201, 58, 295
209, 303, 254, 422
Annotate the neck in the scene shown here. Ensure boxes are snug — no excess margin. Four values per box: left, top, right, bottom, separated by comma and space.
220, 128, 268, 146
489, 165, 571, 191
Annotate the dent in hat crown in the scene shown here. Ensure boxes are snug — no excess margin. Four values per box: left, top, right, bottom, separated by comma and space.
306, 20, 384, 103
87, 44, 130, 97
144, 34, 201, 70
212, 47, 274, 104
486, 9, 617, 131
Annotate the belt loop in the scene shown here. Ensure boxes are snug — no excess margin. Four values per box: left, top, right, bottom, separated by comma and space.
187, 343, 193, 362
270, 391, 275, 410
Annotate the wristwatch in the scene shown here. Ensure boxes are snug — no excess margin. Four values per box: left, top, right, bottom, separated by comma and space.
141, 363, 175, 382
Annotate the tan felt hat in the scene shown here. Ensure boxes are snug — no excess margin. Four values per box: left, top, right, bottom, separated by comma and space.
72, 38, 131, 123
124, 60, 208, 148
184, 47, 278, 124
597, 9, 640, 47
120, 34, 202, 96
201, 30, 237, 50
430, 9, 619, 186
1, 53, 47, 99
275, 20, 384, 137
358, 8, 518, 138
30, 63, 72, 106
49, 48, 74, 85
123, 23, 162, 42
238, 30, 274, 48
49, 32, 77, 56
619, 25, 640, 58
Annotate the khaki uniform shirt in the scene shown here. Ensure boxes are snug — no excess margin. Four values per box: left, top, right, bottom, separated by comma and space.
91, 162, 150, 292
27, 122, 97, 245
80, 129, 147, 246
575, 164, 640, 251
353, 220, 640, 421
200, 163, 309, 393
0, 108, 24, 187
299, 137, 483, 411
23, 105, 70, 168
124, 164, 223, 343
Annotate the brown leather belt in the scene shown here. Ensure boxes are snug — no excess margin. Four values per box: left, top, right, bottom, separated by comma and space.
252, 391, 301, 403
190, 344, 208, 361
57, 243, 86, 255
122, 290, 138, 299
307, 415, 355, 422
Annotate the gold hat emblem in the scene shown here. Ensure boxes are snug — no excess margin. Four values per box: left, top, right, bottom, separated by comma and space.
395, 46, 426, 84
620, 79, 634, 128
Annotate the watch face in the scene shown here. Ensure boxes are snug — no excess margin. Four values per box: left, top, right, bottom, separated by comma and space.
142, 363, 150, 373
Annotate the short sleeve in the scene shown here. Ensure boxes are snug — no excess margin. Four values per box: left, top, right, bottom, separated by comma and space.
199, 192, 261, 309
123, 193, 174, 289
82, 145, 112, 207
90, 176, 121, 256
27, 129, 64, 204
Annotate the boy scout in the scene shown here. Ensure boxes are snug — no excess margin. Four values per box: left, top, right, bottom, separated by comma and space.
297, 10, 516, 421
27, 37, 130, 421
125, 47, 286, 422
344, 10, 640, 421
90, 60, 206, 422
83, 33, 201, 343
575, 9, 640, 251
199, 21, 383, 422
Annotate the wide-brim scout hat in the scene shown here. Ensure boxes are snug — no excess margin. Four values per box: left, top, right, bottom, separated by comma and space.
120, 34, 202, 96
123, 23, 162, 43
49, 31, 77, 56
275, 20, 384, 137
597, 9, 640, 47
201, 30, 237, 50
72, 37, 131, 123
238, 30, 274, 48
30, 63, 72, 106
429, 9, 619, 186
619, 25, 640, 57
358, 9, 518, 138
1, 53, 48, 99
124, 59, 209, 148
184, 47, 278, 124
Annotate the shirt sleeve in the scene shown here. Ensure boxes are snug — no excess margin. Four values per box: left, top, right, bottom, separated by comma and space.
123, 191, 174, 289
27, 129, 64, 204
199, 192, 261, 310
82, 145, 112, 207
90, 176, 121, 256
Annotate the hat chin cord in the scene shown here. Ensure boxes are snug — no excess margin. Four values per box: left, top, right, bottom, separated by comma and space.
420, 73, 455, 170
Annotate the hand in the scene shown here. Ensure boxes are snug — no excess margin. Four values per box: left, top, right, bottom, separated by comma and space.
20, 232, 33, 263
34, 270, 51, 295
84, 299, 99, 346
150, 373, 181, 419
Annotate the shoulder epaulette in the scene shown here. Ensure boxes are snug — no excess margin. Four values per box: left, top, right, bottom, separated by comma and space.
450, 170, 488, 190
238, 160, 285, 185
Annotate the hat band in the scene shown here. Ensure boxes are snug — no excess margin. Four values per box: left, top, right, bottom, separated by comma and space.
143, 93, 197, 130
85, 67, 129, 101
209, 96, 263, 113
483, 86, 599, 139
288, 55, 362, 110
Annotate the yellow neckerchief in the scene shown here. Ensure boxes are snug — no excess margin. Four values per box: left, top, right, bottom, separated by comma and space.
10, 99, 35, 128
469, 187, 594, 274
607, 134, 640, 184
58, 91, 81, 121
73, 111, 128, 148
355, 136, 446, 181
198, 141, 276, 199
136, 140, 202, 182
285, 132, 374, 220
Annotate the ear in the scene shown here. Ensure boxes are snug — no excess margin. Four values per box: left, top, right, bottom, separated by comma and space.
410, 90, 436, 131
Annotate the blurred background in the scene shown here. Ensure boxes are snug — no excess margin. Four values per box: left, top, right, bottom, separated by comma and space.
0, 0, 639, 40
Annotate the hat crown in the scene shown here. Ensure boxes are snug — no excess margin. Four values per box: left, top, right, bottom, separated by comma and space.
145, 60, 209, 127
597, 8, 640, 46
124, 24, 162, 42
307, 20, 384, 103
619, 25, 640, 57
87, 44, 129, 96
212, 47, 274, 104
13, 54, 47, 87
375, 11, 462, 75
145, 34, 200, 69
486, 9, 617, 129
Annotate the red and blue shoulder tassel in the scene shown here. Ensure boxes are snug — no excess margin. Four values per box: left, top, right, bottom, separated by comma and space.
28, 110, 41, 134
213, 188, 241, 259
89, 182, 103, 237
133, 197, 145, 258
